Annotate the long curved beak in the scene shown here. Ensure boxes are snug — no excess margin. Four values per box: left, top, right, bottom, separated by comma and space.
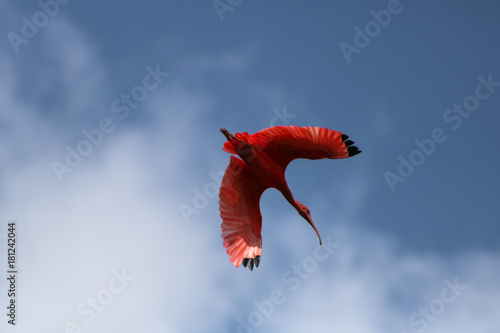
306, 216, 322, 245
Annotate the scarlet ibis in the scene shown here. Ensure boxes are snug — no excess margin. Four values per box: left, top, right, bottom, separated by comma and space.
219, 126, 361, 270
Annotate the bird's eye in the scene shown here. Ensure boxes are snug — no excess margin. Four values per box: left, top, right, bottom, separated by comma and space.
306, 209, 310, 214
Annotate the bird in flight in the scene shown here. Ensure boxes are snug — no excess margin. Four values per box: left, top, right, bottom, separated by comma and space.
219, 126, 361, 270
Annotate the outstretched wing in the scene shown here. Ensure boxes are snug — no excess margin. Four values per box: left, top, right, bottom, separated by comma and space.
219, 156, 269, 270
249, 126, 361, 168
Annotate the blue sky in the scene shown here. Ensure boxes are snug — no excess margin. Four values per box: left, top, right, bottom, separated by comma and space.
1, 1, 499, 332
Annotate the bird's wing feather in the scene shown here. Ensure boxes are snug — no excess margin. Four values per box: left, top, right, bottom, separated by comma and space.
250, 125, 361, 168
219, 156, 268, 269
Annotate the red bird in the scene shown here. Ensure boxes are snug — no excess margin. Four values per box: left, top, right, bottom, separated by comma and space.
219, 126, 361, 270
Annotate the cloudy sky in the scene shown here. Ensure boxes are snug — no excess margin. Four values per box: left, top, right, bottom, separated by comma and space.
1, 1, 499, 332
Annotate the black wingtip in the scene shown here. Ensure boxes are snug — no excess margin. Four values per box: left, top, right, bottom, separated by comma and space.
344, 140, 355, 147
348, 146, 362, 156
342, 133, 362, 156
242, 258, 249, 267
242, 256, 261, 271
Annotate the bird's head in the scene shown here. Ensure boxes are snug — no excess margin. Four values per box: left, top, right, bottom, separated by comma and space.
296, 202, 322, 245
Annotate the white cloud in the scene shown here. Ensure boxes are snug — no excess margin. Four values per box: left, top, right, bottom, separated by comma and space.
41, 16, 107, 117
251, 225, 500, 333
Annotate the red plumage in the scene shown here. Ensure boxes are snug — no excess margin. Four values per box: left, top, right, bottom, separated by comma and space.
219, 126, 361, 270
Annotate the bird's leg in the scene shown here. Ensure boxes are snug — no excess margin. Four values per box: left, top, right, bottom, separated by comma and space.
220, 128, 254, 150
220, 128, 257, 165
220, 128, 234, 141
